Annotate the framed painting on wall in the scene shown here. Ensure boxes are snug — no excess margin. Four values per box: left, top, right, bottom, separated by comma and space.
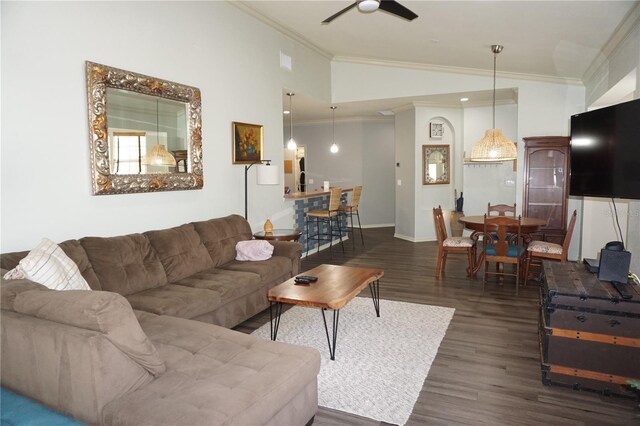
232, 122, 263, 164
430, 122, 444, 139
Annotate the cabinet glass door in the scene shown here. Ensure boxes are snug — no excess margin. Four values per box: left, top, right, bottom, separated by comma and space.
527, 148, 566, 230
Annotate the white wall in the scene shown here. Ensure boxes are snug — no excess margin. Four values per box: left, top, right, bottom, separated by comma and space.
394, 107, 416, 240
292, 119, 395, 226
462, 103, 517, 216
582, 9, 639, 271
414, 106, 463, 241
1, 2, 332, 252
332, 61, 585, 243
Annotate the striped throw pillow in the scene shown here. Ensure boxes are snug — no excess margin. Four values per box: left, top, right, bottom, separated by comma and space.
3, 238, 90, 291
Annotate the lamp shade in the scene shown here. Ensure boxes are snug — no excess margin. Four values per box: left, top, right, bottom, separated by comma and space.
256, 164, 279, 185
470, 129, 517, 161
142, 144, 177, 166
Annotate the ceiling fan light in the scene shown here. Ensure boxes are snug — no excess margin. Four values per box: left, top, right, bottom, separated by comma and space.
358, 0, 380, 13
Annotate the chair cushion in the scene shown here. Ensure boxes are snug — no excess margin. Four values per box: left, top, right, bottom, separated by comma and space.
528, 240, 563, 255
486, 243, 525, 257
307, 210, 338, 218
443, 236, 474, 247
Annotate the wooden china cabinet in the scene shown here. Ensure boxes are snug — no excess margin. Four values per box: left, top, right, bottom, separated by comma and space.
522, 136, 570, 245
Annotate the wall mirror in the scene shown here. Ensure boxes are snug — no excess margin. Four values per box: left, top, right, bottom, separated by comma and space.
423, 144, 450, 185
86, 61, 203, 194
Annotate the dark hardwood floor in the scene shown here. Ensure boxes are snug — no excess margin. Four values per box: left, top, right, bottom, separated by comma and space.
234, 227, 638, 425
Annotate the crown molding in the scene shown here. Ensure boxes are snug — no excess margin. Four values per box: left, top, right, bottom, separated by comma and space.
332, 56, 584, 86
230, 2, 333, 60
582, 2, 640, 84
295, 116, 395, 126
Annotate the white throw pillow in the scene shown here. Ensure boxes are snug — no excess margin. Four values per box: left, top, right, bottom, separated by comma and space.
235, 240, 274, 261
3, 238, 91, 291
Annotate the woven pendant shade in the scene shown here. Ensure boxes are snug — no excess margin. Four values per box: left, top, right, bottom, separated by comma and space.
470, 45, 518, 162
470, 129, 517, 161
142, 144, 177, 167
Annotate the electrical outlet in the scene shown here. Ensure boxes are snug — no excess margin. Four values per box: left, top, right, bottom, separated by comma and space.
309, 178, 314, 184
397, 179, 402, 186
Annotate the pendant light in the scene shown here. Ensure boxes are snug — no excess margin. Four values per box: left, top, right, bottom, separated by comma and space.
142, 99, 177, 167
470, 45, 517, 162
329, 106, 339, 154
286, 93, 297, 151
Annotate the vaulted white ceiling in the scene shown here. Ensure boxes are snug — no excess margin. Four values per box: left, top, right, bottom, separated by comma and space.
237, 0, 639, 120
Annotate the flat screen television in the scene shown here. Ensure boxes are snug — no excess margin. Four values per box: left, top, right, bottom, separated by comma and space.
569, 98, 640, 200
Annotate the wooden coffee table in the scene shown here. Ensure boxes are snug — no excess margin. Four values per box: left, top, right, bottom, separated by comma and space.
267, 264, 384, 360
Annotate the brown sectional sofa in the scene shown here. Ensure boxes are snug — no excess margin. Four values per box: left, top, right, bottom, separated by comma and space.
0, 214, 320, 425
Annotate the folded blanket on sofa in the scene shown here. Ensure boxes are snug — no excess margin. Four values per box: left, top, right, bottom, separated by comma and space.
235, 240, 273, 261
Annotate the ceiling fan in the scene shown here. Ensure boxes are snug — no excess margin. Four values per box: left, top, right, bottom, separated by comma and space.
322, 0, 418, 24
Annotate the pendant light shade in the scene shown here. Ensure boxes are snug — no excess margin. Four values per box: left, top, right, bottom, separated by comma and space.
286, 93, 297, 151
470, 45, 517, 162
143, 99, 177, 167
329, 106, 339, 154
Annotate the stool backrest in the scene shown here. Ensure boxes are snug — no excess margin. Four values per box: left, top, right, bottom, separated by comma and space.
329, 187, 342, 212
351, 186, 363, 209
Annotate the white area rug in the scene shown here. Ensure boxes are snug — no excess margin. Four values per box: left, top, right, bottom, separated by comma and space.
252, 297, 455, 425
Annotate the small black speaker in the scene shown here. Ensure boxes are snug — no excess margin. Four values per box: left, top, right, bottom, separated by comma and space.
598, 248, 631, 282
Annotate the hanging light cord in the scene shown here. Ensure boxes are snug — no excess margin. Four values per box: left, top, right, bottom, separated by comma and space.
492, 51, 497, 131
332, 106, 336, 142
289, 94, 294, 141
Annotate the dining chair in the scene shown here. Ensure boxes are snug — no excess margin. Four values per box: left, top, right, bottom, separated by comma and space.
433, 206, 476, 278
338, 185, 364, 246
482, 214, 526, 295
305, 187, 345, 257
524, 210, 577, 282
487, 202, 516, 216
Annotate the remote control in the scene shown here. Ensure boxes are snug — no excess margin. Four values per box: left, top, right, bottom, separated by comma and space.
296, 275, 318, 282
611, 281, 633, 300
294, 277, 311, 284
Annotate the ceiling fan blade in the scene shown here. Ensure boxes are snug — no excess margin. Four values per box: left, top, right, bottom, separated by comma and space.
322, 2, 357, 24
378, 0, 418, 21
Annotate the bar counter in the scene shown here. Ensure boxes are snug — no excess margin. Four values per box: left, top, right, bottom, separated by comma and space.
284, 187, 353, 199
285, 188, 351, 255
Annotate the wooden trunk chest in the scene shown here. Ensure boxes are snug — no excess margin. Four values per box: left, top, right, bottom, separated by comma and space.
539, 261, 640, 397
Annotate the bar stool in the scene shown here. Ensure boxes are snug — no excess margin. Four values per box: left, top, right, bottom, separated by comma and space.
338, 185, 364, 246
305, 187, 345, 257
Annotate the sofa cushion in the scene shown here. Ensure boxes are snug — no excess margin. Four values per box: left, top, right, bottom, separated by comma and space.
192, 215, 253, 266
102, 315, 321, 426
80, 234, 168, 296
1, 240, 102, 291
172, 268, 262, 305
219, 256, 293, 284
3, 238, 91, 291
125, 284, 220, 320
1, 278, 48, 311
144, 223, 214, 283
14, 289, 166, 377
58, 239, 102, 290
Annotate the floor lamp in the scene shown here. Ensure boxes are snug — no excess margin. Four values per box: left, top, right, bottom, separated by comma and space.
244, 160, 279, 219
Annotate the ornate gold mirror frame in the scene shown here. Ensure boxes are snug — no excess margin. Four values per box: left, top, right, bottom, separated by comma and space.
85, 61, 203, 195
423, 144, 450, 185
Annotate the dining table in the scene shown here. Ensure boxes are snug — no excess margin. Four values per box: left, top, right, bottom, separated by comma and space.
458, 215, 547, 278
